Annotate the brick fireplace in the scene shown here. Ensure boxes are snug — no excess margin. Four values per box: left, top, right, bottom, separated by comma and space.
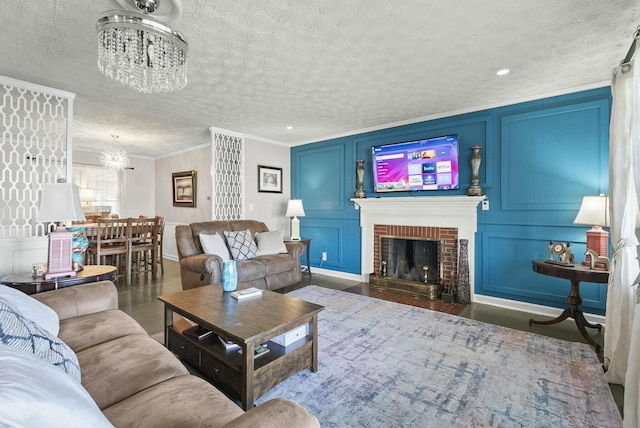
352, 196, 485, 300
374, 225, 458, 286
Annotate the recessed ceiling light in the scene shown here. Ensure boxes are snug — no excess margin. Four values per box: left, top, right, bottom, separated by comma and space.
286, 126, 294, 130
496, 69, 510, 76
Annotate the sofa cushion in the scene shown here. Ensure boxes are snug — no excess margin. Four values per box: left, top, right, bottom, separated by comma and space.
58, 310, 148, 353
255, 230, 287, 256
78, 334, 189, 409
0, 297, 80, 382
224, 229, 258, 260
102, 375, 244, 428
199, 233, 231, 261
0, 345, 113, 428
256, 254, 299, 276
0, 284, 60, 336
237, 259, 268, 282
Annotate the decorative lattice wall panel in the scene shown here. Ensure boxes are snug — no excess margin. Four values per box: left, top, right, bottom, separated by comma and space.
210, 128, 243, 221
0, 77, 75, 239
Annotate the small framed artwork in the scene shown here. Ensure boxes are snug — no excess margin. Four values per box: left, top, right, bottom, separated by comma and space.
258, 165, 283, 193
172, 170, 197, 207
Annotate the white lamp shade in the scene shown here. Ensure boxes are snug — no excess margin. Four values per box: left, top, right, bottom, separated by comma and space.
285, 199, 306, 217
573, 195, 610, 227
79, 188, 96, 203
37, 183, 86, 223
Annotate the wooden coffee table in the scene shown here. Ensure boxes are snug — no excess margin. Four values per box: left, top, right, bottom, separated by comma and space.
158, 285, 324, 410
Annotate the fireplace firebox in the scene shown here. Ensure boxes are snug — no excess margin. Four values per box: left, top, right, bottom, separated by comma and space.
370, 225, 458, 300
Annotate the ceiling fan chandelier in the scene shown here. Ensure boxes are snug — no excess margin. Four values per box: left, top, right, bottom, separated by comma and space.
96, 0, 189, 93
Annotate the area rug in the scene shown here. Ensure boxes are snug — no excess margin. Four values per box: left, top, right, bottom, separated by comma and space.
255, 286, 621, 427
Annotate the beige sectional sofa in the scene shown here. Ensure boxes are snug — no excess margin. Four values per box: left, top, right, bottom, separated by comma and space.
1, 281, 318, 427
176, 220, 303, 291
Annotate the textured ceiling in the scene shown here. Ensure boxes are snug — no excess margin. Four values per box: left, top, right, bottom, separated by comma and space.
1, 1, 639, 158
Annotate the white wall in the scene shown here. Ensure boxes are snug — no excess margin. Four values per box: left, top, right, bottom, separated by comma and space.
155, 145, 212, 224
243, 136, 291, 233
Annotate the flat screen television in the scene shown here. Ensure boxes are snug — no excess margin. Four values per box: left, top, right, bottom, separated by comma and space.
371, 134, 459, 193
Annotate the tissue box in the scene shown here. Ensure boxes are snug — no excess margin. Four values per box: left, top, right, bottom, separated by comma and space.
272, 324, 308, 347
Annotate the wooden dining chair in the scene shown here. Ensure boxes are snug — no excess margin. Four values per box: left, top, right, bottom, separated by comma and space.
155, 215, 166, 274
128, 217, 159, 284
86, 218, 131, 282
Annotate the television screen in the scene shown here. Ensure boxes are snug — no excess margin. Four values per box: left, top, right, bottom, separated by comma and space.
371, 134, 459, 193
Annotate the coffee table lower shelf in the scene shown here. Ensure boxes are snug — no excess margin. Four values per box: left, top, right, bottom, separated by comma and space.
167, 326, 314, 404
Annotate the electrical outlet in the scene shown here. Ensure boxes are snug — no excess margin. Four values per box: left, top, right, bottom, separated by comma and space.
481, 200, 489, 211
321, 252, 327, 262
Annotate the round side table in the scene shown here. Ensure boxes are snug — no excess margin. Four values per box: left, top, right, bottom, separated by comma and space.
1, 265, 117, 295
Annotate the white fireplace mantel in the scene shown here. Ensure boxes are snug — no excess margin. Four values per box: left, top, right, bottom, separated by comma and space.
351, 195, 485, 299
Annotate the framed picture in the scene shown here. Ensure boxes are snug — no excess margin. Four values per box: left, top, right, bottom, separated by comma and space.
172, 170, 197, 207
258, 165, 283, 193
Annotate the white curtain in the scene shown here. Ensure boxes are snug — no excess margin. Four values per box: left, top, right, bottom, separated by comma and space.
605, 41, 640, 428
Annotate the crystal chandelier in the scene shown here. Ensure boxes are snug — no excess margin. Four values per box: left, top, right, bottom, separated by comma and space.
96, 0, 188, 93
100, 147, 130, 171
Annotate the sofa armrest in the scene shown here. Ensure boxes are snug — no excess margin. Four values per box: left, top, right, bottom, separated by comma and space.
180, 254, 222, 279
31, 280, 118, 320
222, 398, 319, 428
284, 241, 304, 259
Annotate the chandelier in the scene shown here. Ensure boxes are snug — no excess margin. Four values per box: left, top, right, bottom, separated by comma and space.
100, 147, 130, 171
96, 0, 188, 93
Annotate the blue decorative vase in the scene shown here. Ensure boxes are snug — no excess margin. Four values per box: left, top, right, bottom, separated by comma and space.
221, 260, 238, 291
67, 226, 89, 271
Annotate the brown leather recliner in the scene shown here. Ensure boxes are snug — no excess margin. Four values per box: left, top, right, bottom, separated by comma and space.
175, 220, 303, 290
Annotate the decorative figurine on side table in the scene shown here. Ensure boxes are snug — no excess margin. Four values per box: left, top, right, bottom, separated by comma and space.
585, 249, 610, 271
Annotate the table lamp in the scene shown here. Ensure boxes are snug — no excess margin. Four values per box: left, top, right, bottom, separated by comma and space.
37, 183, 86, 279
285, 199, 305, 241
79, 187, 96, 205
573, 194, 609, 265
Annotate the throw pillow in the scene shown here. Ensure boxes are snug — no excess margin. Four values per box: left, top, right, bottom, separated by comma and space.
255, 230, 287, 256
224, 229, 258, 261
0, 297, 80, 382
0, 284, 59, 337
0, 345, 113, 428
199, 233, 231, 261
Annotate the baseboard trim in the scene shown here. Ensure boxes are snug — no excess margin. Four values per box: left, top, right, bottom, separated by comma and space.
311, 267, 361, 282
473, 294, 606, 327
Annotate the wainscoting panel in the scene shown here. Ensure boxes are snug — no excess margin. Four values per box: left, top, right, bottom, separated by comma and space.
293, 144, 347, 212
300, 218, 360, 274
163, 222, 179, 262
0, 236, 48, 277
477, 228, 607, 315
500, 100, 609, 211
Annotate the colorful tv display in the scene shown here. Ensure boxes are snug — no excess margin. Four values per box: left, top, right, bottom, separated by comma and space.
371, 134, 460, 193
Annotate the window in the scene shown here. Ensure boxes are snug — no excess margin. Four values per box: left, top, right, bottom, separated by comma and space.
72, 164, 121, 215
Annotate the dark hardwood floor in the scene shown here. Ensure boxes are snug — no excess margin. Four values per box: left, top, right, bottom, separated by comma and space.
115, 259, 623, 413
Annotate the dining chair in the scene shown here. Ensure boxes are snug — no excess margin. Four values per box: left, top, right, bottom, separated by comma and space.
86, 217, 131, 282
128, 217, 159, 284
155, 215, 166, 274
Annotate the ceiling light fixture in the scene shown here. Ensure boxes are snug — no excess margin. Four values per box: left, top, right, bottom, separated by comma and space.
96, 0, 189, 93
496, 69, 510, 76
100, 147, 130, 171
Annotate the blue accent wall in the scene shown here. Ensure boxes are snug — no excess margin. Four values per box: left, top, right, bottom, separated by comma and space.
291, 87, 611, 315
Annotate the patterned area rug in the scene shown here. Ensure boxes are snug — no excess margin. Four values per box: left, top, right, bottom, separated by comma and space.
256, 286, 621, 427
